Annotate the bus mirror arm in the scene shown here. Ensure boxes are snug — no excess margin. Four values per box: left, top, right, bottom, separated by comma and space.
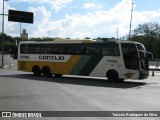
147, 52, 153, 60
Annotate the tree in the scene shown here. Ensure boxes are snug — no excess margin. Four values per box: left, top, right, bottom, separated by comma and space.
133, 22, 160, 38
130, 22, 160, 59
0, 33, 16, 53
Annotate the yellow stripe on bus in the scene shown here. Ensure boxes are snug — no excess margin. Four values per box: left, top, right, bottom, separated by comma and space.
18, 55, 81, 74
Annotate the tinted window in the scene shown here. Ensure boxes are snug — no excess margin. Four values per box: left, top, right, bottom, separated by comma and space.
67, 44, 83, 54
52, 44, 66, 54
84, 44, 101, 55
122, 43, 137, 56
29, 44, 41, 54
137, 44, 145, 51
121, 43, 139, 70
20, 42, 121, 56
20, 44, 41, 54
20, 44, 26, 54
102, 43, 120, 56
20, 44, 29, 54
41, 44, 52, 54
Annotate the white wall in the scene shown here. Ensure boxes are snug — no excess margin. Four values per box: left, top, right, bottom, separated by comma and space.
0, 54, 12, 68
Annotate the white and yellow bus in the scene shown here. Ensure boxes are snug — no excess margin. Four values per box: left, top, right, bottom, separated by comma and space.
18, 39, 150, 82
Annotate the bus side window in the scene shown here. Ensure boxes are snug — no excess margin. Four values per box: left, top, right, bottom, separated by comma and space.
52, 44, 67, 54
52, 46, 58, 54
59, 47, 66, 54
102, 47, 109, 55
110, 48, 120, 56
20, 44, 25, 54
85, 45, 101, 55
85, 47, 92, 55
102, 43, 120, 56
95, 47, 101, 55
67, 44, 83, 55
29, 44, 41, 54
41, 44, 52, 54
20, 44, 30, 54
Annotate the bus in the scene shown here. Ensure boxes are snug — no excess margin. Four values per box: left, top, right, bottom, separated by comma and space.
18, 39, 150, 82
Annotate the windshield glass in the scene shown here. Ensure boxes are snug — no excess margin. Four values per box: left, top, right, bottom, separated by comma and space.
138, 50, 149, 70
137, 43, 146, 51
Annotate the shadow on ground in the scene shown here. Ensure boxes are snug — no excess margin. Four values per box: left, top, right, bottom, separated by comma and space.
0, 73, 147, 89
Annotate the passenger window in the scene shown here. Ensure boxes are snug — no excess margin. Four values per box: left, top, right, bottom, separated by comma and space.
41, 44, 52, 54
102, 43, 120, 56
29, 44, 41, 54
20, 44, 29, 54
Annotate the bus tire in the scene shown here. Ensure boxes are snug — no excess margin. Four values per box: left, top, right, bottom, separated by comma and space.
32, 65, 41, 76
42, 66, 52, 77
54, 74, 63, 77
106, 70, 119, 82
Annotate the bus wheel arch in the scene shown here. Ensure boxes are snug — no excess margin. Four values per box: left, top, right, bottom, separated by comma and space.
106, 69, 119, 82
42, 66, 52, 77
32, 65, 41, 76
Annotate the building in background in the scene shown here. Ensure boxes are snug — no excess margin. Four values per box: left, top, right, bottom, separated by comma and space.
21, 29, 28, 41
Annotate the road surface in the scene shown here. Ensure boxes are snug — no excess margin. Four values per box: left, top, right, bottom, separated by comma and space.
0, 69, 160, 120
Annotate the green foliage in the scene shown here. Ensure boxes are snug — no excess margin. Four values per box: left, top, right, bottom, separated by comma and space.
134, 22, 160, 38
0, 33, 16, 53
29, 37, 55, 41
0, 34, 56, 53
130, 22, 160, 59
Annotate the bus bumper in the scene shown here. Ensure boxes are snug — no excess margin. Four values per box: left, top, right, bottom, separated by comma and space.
139, 71, 149, 79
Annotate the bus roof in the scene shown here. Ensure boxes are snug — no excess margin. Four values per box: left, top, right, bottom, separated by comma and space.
19, 39, 141, 44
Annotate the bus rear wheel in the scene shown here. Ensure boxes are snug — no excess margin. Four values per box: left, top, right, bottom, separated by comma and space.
32, 65, 41, 76
42, 66, 52, 77
107, 70, 119, 82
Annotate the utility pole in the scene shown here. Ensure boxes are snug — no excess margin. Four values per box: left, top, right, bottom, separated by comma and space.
116, 27, 119, 40
49, 31, 50, 38
1, 0, 5, 68
1, 0, 9, 68
129, 1, 134, 39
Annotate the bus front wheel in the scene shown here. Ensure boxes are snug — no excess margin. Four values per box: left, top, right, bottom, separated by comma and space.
106, 70, 118, 82
32, 65, 41, 76
42, 66, 52, 77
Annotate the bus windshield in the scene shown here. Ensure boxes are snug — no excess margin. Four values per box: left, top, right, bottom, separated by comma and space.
136, 43, 149, 70
137, 43, 146, 51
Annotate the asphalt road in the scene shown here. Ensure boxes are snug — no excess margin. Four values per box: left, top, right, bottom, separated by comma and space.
0, 69, 160, 120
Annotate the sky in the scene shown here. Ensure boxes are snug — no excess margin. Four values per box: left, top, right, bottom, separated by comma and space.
0, 0, 160, 39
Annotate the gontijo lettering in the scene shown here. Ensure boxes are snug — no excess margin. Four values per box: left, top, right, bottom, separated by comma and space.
39, 56, 64, 60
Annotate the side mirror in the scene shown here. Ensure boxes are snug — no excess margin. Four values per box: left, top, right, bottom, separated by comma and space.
147, 52, 153, 60
139, 51, 145, 59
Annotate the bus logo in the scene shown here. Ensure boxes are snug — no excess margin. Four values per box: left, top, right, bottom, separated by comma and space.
39, 56, 65, 61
